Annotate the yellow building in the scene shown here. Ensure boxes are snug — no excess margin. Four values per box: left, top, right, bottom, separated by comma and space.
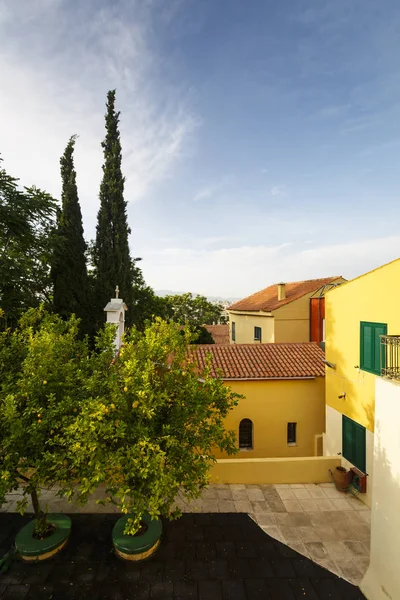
228, 276, 344, 345
191, 342, 325, 458
324, 258, 400, 506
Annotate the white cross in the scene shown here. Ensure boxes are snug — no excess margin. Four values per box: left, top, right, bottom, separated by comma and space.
115, 285, 119, 298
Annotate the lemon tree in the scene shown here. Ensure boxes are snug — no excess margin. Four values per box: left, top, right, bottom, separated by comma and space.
62, 319, 240, 535
0, 308, 90, 535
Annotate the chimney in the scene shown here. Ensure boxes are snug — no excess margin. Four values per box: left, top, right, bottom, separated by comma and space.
277, 283, 286, 301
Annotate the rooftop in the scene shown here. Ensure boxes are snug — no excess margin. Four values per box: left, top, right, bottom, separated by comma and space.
204, 324, 230, 345
228, 276, 341, 312
190, 342, 325, 379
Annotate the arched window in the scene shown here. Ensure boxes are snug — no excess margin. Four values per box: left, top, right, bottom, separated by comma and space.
239, 419, 253, 450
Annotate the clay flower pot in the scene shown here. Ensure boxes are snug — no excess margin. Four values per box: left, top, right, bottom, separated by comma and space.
333, 466, 353, 492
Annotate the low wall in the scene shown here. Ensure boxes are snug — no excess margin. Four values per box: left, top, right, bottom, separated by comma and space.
210, 456, 341, 484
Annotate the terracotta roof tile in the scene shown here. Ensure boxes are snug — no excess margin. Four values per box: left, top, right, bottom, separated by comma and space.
189, 342, 325, 380
228, 276, 341, 312
204, 324, 230, 345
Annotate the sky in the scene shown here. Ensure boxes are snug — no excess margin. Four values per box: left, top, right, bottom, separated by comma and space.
1, 0, 400, 298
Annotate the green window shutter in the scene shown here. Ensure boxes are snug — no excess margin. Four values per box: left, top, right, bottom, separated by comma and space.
342, 415, 366, 473
360, 323, 373, 371
342, 416, 353, 462
360, 322, 387, 375
354, 422, 366, 472
373, 323, 387, 375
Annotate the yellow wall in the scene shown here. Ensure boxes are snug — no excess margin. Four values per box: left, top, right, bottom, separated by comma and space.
228, 311, 274, 344
325, 259, 400, 432
215, 378, 325, 458
273, 293, 313, 343
210, 456, 340, 484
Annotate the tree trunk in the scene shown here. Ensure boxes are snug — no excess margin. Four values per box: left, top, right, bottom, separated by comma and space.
30, 488, 47, 529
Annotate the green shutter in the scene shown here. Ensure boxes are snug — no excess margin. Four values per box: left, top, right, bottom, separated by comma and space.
373, 323, 387, 375
342, 416, 353, 462
360, 323, 373, 371
360, 322, 387, 375
342, 415, 366, 473
354, 422, 366, 472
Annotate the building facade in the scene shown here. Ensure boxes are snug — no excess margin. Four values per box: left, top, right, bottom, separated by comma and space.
324, 258, 400, 506
228, 277, 344, 345
190, 342, 326, 459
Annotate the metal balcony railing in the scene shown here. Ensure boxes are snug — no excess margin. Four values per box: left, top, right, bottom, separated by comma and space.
381, 335, 400, 380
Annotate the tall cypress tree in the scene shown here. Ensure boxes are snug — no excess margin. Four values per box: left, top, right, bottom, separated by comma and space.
51, 136, 90, 333
93, 90, 134, 328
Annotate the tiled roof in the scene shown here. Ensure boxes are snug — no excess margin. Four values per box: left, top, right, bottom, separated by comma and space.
204, 324, 230, 345
190, 342, 325, 379
228, 276, 341, 312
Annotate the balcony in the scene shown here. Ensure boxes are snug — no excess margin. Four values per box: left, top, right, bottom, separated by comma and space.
381, 335, 400, 380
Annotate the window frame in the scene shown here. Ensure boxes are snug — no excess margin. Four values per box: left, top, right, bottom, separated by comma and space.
231, 321, 236, 342
254, 326, 262, 342
360, 321, 387, 375
287, 422, 297, 446
342, 415, 366, 473
239, 418, 253, 450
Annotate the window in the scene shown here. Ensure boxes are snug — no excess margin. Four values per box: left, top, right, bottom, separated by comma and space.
287, 422, 297, 445
231, 321, 236, 342
239, 419, 253, 449
360, 321, 387, 375
254, 326, 262, 342
342, 415, 366, 472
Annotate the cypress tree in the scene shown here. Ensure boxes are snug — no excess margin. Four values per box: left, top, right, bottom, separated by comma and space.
93, 90, 134, 328
51, 136, 90, 333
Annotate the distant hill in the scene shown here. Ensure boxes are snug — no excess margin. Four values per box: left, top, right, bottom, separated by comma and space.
155, 290, 240, 303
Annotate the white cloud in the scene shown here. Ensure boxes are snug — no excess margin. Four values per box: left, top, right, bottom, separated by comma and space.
270, 185, 287, 197
0, 0, 198, 239
140, 236, 400, 297
192, 176, 232, 203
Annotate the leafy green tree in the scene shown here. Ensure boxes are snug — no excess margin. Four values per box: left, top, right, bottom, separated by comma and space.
0, 158, 57, 328
0, 308, 90, 535
51, 136, 90, 336
93, 90, 136, 329
191, 325, 215, 344
165, 293, 225, 326
62, 319, 240, 535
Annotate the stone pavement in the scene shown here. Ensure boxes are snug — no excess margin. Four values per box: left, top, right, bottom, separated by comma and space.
1, 483, 370, 586
0, 512, 366, 600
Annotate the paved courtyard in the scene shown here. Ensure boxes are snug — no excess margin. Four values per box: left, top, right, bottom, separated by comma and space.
1, 483, 370, 587
0, 512, 366, 600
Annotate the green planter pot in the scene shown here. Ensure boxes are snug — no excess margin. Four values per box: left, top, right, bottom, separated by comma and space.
15, 514, 71, 562
112, 513, 162, 561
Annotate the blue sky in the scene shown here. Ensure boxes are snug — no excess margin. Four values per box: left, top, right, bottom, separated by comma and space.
1, 0, 400, 297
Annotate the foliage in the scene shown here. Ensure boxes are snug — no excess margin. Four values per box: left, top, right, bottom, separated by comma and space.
0, 158, 57, 328
51, 136, 91, 336
93, 90, 139, 329
61, 319, 240, 535
164, 293, 225, 326
190, 325, 215, 344
0, 308, 90, 533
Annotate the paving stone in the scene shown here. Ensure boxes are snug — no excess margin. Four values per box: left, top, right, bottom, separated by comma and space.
244, 579, 269, 600
198, 580, 222, 600
305, 542, 329, 561
246, 488, 264, 502
251, 501, 269, 513
150, 581, 174, 599
215, 541, 236, 559
163, 559, 186, 582
255, 512, 276, 527
0, 586, 30, 600
286, 512, 311, 527
277, 488, 295, 500
279, 526, 301, 542
216, 490, 232, 501
323, 541, 351, 560
306, 487, 327, 499
221, 580, 247, 600
185, 559, 209, 581
289, 577, 320, 600
174, 581, 198, 600
218, 500, 235, 512
282, 499, 303, 513
25, 585, 55, 600
343, 541, 370, 557
262, 526, 286, 543
230, 489, 247, 501
266, 579, 297, 599
208, 559, 230, 579
335, 558, 364, 582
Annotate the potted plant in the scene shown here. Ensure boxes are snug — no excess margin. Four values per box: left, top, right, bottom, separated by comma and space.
62, 319, 240, 560
0, 309, 90, 561
333, 466, 353, 492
